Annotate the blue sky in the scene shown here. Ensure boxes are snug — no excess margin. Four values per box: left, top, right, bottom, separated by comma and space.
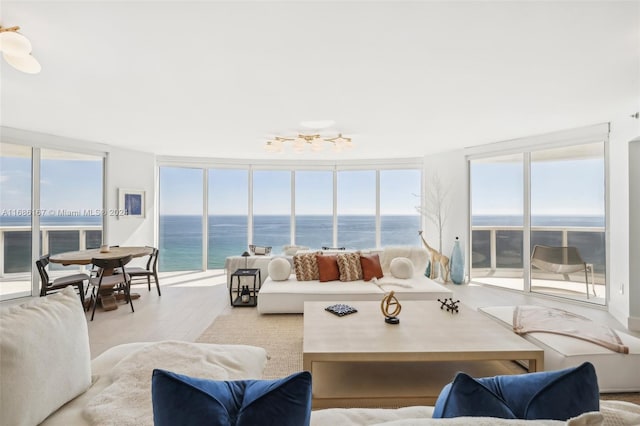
160, 168, 422, 215
0, 156, 102, 212
471, 158, 605, 216
2, 154, 604, 218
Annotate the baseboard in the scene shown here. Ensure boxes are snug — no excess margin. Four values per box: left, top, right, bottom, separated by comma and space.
628, 316, 640, 332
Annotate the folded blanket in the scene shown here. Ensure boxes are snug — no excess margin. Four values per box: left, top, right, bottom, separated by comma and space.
513, 306, 629, 354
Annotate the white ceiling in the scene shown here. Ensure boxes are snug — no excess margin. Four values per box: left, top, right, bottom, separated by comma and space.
1, 1, 638, 160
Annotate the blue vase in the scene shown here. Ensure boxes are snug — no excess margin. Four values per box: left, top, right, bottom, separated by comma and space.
450, 237, 464, 284
424, 259, 431, 278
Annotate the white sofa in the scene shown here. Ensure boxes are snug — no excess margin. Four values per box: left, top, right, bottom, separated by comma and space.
3, 287, 639, 426
257, 247, 453, 314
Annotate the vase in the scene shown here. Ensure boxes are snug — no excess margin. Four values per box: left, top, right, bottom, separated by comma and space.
450, 237, 464, 285
424, 259, 431, 278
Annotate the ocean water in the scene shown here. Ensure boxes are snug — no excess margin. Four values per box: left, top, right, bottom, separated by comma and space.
0, 214, 605, 273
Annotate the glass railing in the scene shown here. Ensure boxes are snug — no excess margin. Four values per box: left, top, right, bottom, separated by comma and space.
471, 225, 606, 284
0, 225, 102, 277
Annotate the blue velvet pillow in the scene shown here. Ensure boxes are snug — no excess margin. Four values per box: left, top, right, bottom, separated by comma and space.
152, 369, 312, 426
433, 362, 599, 421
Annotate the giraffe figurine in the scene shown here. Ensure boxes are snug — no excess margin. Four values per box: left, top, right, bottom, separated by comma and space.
418, 231, 450, 283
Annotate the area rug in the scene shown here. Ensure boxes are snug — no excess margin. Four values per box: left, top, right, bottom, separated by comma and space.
196, 307, 640, 405
196, 307, 303, 379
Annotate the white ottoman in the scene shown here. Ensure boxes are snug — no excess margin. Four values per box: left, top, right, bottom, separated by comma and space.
479, 305, 640, 393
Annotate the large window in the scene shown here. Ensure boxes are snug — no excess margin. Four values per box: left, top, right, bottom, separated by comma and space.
337, 171, 376, 249
0, 143, 33, 299
208, 169, 248, 269
469, 139, 606, 305
159, 167, 203, 271
470, 154, 525, 290
530, 143, 605, 302
253, 171, 291, 253
380, 169, 421, 247
40, 149, 103, 271
158, 163, 422, 271
295, 171, 333, 248
0, 143, 104, 300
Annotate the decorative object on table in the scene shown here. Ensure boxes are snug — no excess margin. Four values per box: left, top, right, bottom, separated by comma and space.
438, 298, 460, 314
380, 291, 401, 324
249, 245, 271, 256
449, 236, 465, 284
241, 285, 250, 303
99, 244, 110, 253
241, 251, 250, 268
118, 188, 145, 219
419, 231, 450, 282
325, 304, 357, 317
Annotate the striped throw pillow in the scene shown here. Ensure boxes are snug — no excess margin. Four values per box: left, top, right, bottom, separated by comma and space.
336, 252, 363, 282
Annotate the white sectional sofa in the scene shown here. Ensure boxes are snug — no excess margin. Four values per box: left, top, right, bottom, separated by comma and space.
257, 247, 453, 314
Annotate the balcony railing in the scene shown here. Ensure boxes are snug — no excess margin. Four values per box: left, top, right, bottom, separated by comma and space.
471, 225, 606, 283
0, 225, 102, 277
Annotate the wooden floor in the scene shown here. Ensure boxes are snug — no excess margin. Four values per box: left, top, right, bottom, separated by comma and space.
85, 271, 639, 357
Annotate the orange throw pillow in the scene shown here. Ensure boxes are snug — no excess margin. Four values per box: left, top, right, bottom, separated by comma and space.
316, 255, 340, 282
360, 253, 384, 281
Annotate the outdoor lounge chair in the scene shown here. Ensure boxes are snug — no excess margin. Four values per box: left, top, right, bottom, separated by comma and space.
530, 245, 596, 298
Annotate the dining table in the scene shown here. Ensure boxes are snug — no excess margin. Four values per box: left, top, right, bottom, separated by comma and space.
50, 246, 154, 311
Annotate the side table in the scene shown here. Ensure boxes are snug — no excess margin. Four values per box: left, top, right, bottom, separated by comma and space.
229, 268, 261, 307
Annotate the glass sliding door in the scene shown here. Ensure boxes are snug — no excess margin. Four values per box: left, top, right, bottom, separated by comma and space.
295, 171, 333, 249
470, 154, 525, 290
208, 169, 248, 269
530, 143, 606, 304
0, 143, 33, 299
337, 170, 376, 249
380, 169, 421, 246
40, 149, 104, 272
159, 167, 203, 271
253, 170, 291, 253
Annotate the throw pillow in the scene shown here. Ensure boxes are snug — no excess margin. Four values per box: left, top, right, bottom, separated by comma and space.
267, 258, 291, 281
316, 255, 340, 282
152, 370, 312, 426
0, 287, 92, 426
433, 362, 599, 421
293, 252, 320, 281
390, 257, 414, 279
336, 252, 363, 282
360, 253, 384, 281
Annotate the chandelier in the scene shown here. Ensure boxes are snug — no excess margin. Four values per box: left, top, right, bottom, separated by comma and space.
265, 133, 353, 153
0, 25, 41, 74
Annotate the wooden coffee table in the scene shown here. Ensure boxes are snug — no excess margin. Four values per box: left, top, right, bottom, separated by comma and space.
303, 301, 544, 408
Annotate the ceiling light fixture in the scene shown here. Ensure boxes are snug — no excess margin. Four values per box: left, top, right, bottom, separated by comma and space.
265, 133, 353, 154
0, 25, 41, 74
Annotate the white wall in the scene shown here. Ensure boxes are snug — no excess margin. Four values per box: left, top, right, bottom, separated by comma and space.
104, 147, 156, 248
628, 138, 640, 330
606, 119, 637, 329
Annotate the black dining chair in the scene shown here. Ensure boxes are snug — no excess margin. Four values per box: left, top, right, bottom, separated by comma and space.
89, 255, 134, 321
126, 247, 161, 296
35, 255, 89, 306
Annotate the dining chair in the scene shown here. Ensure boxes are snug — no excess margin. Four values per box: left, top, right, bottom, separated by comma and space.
35, 255, 89, 306
127, 247, 161, 296
89, 255, 134, 321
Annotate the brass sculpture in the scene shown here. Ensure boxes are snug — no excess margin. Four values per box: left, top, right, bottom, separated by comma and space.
381, 291, 401, 324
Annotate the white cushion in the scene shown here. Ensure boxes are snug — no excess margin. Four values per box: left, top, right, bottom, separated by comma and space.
479, 306, 640, 392
1, 286, 91, 426
268, 257, 292, 281
390, 257, 414, 279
